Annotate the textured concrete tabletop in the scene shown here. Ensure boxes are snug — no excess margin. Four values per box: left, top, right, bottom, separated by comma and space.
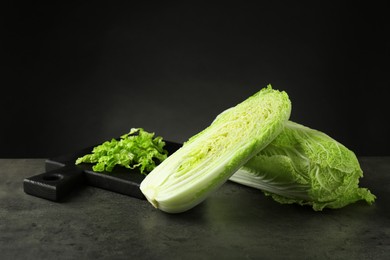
1, 158, 389, 259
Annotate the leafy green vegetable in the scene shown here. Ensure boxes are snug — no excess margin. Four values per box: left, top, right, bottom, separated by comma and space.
229, 121, 376, 210
75, 128, 168, 175
140, 85, 292, 213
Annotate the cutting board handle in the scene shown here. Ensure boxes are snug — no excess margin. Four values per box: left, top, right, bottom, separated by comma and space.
23, 166, 85, 201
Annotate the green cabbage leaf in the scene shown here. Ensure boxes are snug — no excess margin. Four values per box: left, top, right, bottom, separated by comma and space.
75, 128, 168, 174
229, 121, 376, 211
140, 85, 291, 213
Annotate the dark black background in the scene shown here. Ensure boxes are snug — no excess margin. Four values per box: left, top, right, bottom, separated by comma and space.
1, 2, 389, 157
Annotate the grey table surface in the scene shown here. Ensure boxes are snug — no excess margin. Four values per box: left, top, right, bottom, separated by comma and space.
1, 158, 389, 259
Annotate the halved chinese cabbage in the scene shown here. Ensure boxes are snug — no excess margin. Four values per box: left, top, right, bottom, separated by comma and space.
140, 85, 291, 213
230, 121, 376, 211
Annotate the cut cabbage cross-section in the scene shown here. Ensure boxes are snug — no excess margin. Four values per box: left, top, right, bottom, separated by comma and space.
140, 85, 292, 213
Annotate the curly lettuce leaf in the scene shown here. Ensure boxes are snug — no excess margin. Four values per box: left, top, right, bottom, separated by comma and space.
75, 128, 168, 175
230, 121, 376, 211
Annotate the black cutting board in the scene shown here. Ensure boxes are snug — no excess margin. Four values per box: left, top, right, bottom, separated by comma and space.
23, 141, 182, 202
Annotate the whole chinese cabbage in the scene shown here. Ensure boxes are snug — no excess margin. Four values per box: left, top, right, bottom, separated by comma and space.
230, 121, 376, 211
140, 85, 291, 213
